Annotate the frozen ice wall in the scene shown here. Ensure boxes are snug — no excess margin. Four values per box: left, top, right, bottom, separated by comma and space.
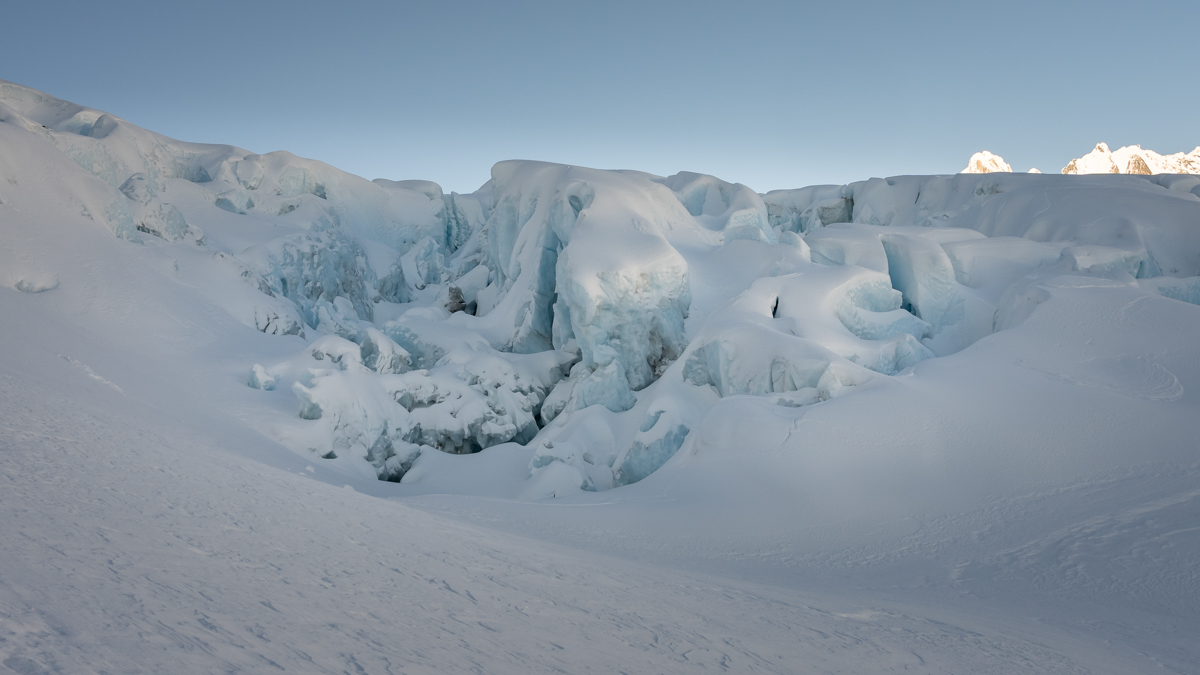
474, 162, 694, 407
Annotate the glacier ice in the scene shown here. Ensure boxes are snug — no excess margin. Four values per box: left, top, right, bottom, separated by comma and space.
11, 79, 1200, 675
941, 237, 1063, 288
265, 329, 574, 474
8, 77, 1200, 495
655, 171, 776, 244
473, 161, 693, 399
222, 161, 1200, 489
762, 184, 853, 233
360, 327, 411, 374
400, 236, 446, 291
308, 335, 366, 369
613, 416, 690, 486
1139, 276, 1200, 306
880, 233, 964, 334
290, 369, 424, 479
248, 364, 276, 391
805, 225, 890, 272
236, 225, 378, 330
449, 264, 490, 314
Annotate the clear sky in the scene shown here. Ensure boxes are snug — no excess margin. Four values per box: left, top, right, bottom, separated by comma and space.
3, 0, 1197, 193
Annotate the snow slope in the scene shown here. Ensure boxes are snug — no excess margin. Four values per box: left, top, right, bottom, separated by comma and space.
3, 79, 1200, 673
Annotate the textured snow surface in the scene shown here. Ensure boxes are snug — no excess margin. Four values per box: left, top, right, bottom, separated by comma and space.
3, 80, 1200, 673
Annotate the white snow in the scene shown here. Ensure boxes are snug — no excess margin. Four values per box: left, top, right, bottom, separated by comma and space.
1063, 141, 1200, 175
961, 150, 1012, 173
3, 79, 1200, 674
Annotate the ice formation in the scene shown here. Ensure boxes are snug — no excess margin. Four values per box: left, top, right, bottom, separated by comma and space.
8, 70, 1200, 675
4, 77, 1200, 492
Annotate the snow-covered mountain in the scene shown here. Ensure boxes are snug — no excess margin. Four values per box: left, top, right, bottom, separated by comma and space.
1063, 142, 1200, 174
961, 150, 1012, 173
962, 143, 1200, 176
4, 79, 1200, 673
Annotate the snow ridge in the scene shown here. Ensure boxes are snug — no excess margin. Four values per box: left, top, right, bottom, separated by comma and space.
1062, 141, 1200, 175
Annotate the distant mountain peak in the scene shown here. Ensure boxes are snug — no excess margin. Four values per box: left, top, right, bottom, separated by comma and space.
961, 151, 1012, 174
1062, 143, 1200, 175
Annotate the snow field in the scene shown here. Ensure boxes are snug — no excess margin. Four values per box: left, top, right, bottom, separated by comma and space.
3, 78, 1200, 672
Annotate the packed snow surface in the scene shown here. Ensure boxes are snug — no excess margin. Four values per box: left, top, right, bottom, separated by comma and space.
3, 79, 1200, 673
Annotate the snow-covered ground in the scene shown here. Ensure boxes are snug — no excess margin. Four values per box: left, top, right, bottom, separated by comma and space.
2, 79, 1199, 674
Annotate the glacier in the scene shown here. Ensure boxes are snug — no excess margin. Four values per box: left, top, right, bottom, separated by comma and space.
3, 79, 1200, 674
5, 76, 1200, 488
4, 77, 1199, 489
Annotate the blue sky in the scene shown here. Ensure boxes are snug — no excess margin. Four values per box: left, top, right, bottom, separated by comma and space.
3, 0, 1197, 192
